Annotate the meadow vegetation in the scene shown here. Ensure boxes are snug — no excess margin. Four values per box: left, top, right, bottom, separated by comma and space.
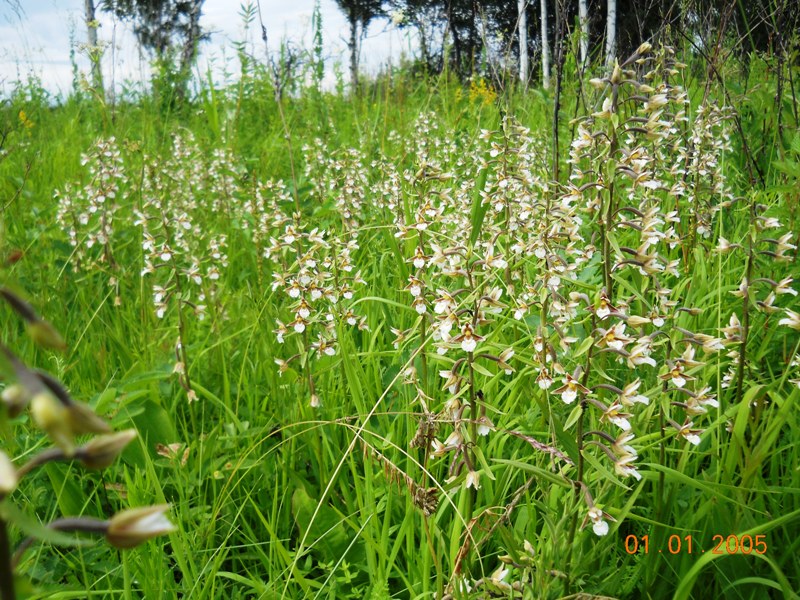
0, 20, 799, 600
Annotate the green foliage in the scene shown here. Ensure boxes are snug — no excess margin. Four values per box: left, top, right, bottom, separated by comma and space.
0, 38, 798, 600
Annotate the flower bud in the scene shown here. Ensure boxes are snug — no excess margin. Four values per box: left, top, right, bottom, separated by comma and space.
78, 429, 137, 469
0, 450, 18, 497
523, 539, 536, 556
636, 42, 652, 55
0, 287, 37, 322
25, 320, 67, 351
31, 392, 75, 455
2, 383, 31, 418
645, 93, 669, 111
106, 505, 176, 549
626, 315, 651, 328
67, 401, 112, 436
610, 61, 622, 85
498, 554, 514, 564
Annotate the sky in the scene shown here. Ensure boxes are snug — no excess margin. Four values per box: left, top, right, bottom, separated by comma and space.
0, 0, 414, 96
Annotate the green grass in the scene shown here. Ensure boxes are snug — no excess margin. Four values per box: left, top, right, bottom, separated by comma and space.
0, 48, 799, 600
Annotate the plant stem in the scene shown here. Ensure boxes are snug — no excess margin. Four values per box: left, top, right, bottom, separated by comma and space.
12, 517, 109, 569
565, 312, 596, 593
654, 335, 672, 522
161, 211, 196, 415
417, 228, 428, 385
0, 519, 16, 600
735, 202, 756, 405
16, 447, 65, 478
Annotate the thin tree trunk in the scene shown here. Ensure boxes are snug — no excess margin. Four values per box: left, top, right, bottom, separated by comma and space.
418, 20, 431, 71
774, 1, 787, 147
552, 0, 565, 181
579, 0, 589, 71
469, 0, 477, 76
605, 0, 617, 68
178, 0, 203, 94
540, 0, 550, 89
518, 0, 529, 87
84, 0, 104, 93
447, 2, 463, 75
349, 7, 359, 90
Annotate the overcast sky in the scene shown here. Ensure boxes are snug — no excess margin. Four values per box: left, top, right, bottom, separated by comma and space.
0, 0, 413, 96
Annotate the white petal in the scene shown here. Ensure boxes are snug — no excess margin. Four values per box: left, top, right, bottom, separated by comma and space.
593, 520, 609, 536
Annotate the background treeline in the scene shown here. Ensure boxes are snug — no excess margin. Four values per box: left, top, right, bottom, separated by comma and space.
76, 0, 800, 92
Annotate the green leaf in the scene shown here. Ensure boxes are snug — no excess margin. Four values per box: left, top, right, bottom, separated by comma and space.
472, 445, 496, 480
125, 399, 178, 467
573, 336, 594, 358
93, 386, 117, 416
644, 463, 751, 510
214, 571, 269, 594
44, 463, 85, 516
469, 154, 490, 246
725, 384, 763, 474
674, 533, 798, 600
581, 450, 631, 489
492, 459, 572, 488
605, 230, 622, 260
563, 403, 583, 430
553, 412, 580, 464
471, 361, 494, 378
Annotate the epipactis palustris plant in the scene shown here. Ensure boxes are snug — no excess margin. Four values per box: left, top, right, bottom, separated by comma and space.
542, 42, 797, 561
0, 286, 174, 600
55, 136, 128, 305
262, 187, 367, 408
135, 134, 231, 403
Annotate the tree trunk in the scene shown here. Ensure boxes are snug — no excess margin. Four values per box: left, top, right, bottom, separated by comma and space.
518, 0, 529, 87
605, 0, 617, 69
540, 0, 550, 89
84, 0, 104, 93
170, 0, 203, 102
552, 0, 565, 181
348, 6, 358, 90
469, 0, 477, 76
179, 0, 203, 78
447, 3, 463, 76
418, 19, 430, 71
578, 0, 589, 71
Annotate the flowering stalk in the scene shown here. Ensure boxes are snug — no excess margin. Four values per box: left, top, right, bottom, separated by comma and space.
577, 312, 597, 486
734, 198, 756, 406
462, 264, 482, 533
168, 229, 195, 403
267, 208, 366, 408
137, 135, 231, 405
657, 339, 672, 518
55, 137, 127, 304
